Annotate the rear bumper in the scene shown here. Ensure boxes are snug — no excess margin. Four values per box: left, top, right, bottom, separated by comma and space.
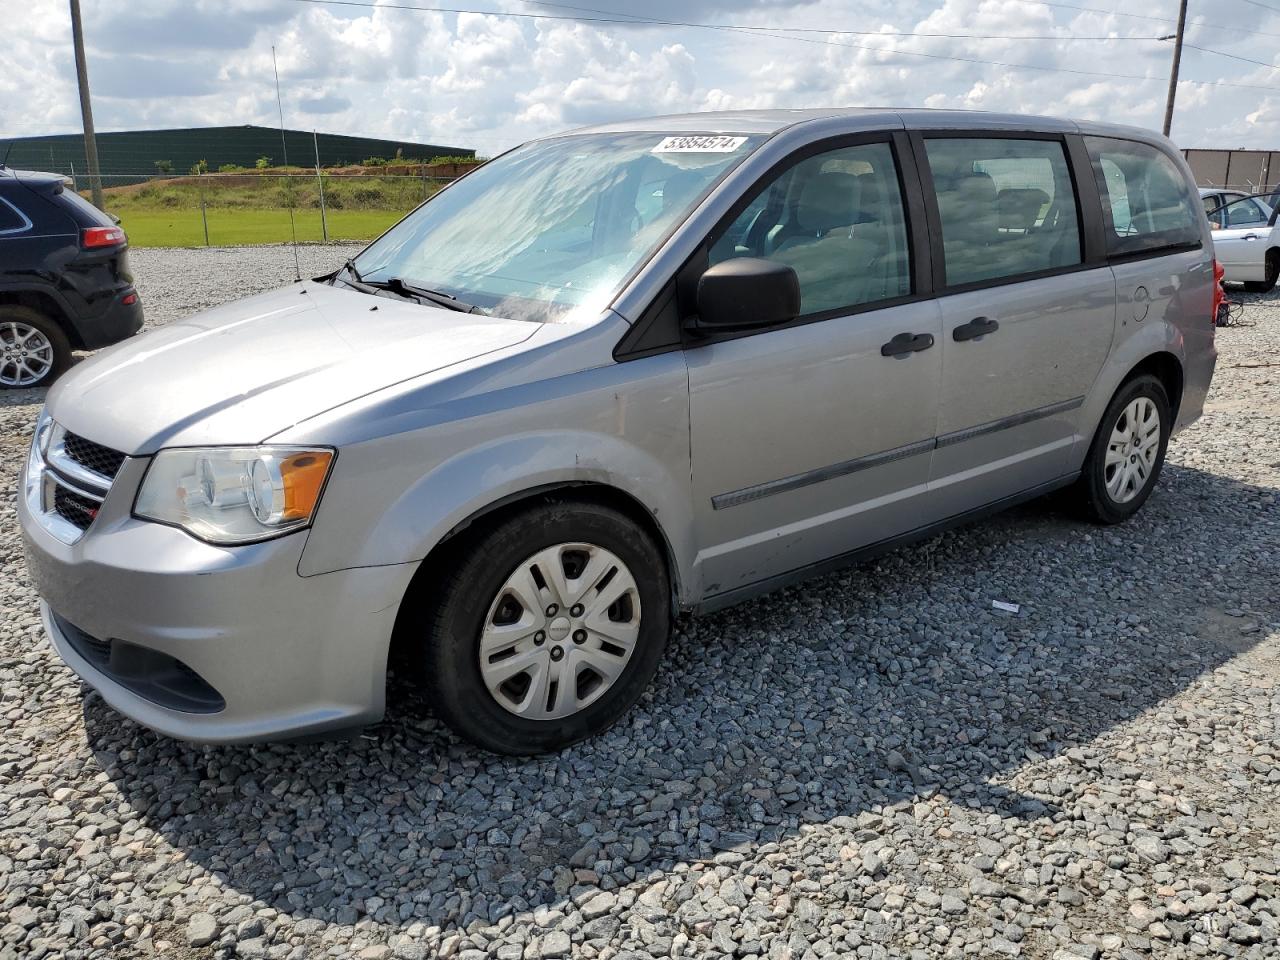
72, 289, 144, 349
1175, 338, 1217, 434
19, 464, 419, 743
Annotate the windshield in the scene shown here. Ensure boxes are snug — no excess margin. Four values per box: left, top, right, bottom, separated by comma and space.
351, 132, 764, 322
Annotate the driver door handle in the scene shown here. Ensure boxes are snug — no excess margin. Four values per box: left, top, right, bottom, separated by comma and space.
953, 316, 1000, 341
880, 332, 935, 357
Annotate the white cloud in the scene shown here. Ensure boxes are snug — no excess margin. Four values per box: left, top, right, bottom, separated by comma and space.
3, 0, 1280, 153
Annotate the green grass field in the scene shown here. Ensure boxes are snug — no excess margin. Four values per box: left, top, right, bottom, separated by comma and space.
96, 170, 444, 247
115, 208, 404, 247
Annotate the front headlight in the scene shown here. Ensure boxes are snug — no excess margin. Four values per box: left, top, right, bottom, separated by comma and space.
25, 407, 54, 509
135, 446, 335, 544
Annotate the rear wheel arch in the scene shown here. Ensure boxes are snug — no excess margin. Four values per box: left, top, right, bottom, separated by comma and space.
0, 287, 80, 347
1123, 351, 1183, 423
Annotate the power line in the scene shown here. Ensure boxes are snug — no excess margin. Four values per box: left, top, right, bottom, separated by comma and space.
1183, 41, 1280, 70
289, 0, 1161, 40
1002, 0, 1280, 40
290, 0, 1280, 93
525, 0, 1166, 40
1231, 0, 1280, 13
1000, 0, 1179, 23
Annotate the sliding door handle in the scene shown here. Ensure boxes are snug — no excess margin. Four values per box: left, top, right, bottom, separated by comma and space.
953, 316, 999, 341
881, 332, 935, 357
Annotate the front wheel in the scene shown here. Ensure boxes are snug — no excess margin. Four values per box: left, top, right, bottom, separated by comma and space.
419, 500, 671, 754
1070, 374, 1171, 524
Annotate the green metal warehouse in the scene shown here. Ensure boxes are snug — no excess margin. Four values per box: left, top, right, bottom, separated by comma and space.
1, 125, 474, 186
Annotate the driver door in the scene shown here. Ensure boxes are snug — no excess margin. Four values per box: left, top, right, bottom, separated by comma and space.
684, 135, 943, 603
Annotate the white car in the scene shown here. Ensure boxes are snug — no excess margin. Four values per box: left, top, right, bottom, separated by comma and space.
1200, 188, 1279, 291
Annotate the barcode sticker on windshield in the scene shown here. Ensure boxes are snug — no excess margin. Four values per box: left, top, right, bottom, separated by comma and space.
652, 136, 747, 154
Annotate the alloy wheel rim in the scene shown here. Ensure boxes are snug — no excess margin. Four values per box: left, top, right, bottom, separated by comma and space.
0, 321, 54, 387
478, 542, 641, 720
1104, 396, 1161, 504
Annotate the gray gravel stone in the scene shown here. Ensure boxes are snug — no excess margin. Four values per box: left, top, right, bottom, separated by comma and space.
187, 913, 219, 947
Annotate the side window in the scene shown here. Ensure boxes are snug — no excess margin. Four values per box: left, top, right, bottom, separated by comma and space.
1202, 194, 1221, 220
709, 141, 912, 316
0, 197, 31, 235
1222, 196, 1269, 227
924, 137, 1082, 287
1085, 136, 1201, 256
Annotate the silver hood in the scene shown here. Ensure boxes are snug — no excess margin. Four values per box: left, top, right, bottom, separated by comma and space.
45, 282, 541, 454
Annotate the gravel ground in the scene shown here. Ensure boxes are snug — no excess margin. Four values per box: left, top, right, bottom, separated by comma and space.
2, 245, 1278, 960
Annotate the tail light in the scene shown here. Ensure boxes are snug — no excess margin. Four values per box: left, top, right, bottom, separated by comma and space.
1211, 259, 1226, 329
82, 225, 126, 249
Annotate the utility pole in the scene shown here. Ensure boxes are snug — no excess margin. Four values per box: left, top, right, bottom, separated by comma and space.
1162, 0, 1188, 138
313, 130, 329, 242
69, 0, 103, 207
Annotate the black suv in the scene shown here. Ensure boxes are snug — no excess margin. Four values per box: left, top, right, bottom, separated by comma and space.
0, 167, 142, 388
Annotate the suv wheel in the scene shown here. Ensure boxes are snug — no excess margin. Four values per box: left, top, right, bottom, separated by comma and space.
1071, 374, 1171, 524
0, 306, 71, 389
419, 500, 671, 754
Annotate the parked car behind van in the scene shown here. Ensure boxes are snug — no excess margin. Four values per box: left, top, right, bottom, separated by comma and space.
19, 110, 1217, 754
0, 166, 142, 388
1200, 188, 1279, 291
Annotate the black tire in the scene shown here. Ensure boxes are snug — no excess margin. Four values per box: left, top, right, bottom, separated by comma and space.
1070, 374, 1171, 524
418, 500, 671, 755
0, 305, 72, 389
1243, 250, 1278, 293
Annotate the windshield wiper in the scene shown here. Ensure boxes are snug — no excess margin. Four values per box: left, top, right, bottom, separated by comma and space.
371, 277, 483, 314
334, 262, 483, 314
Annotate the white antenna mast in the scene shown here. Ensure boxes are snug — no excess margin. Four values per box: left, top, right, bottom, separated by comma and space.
272, 45, 302, 281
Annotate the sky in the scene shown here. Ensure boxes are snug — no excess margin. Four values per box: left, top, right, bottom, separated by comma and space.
2, 0, 1280, 156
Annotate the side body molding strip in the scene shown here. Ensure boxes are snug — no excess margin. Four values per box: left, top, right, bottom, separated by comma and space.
934, 395, 1084, 449
710, 396, 1086, 509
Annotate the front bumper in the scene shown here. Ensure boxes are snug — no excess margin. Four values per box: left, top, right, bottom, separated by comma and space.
19, 454, 418, 744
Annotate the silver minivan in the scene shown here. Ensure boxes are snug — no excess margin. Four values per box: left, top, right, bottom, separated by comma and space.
19, 109, 1217, 754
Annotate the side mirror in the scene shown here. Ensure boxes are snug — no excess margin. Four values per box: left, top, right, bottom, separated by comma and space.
690, 257, 801, 334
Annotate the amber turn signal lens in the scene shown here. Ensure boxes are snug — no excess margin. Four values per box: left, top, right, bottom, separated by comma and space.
280, 451, 334, 521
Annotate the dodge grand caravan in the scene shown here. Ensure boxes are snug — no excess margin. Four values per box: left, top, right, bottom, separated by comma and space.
19, 109, 1217, 754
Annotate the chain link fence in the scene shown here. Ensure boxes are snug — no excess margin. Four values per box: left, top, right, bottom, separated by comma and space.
50, 165, 472, 247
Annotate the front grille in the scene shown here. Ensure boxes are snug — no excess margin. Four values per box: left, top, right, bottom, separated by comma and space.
62, 432, 126, 480
52, 485, 100, 530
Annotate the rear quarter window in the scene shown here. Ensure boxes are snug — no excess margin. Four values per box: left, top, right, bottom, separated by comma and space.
55, 187, 114, 228
0, 196, 32, 234
1086, 137, 1201, 257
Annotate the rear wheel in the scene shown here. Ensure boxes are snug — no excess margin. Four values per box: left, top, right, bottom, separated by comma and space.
1070, 374, 1171, 524
1244, 249, 1278, 293
0, 306, 71, 389
418, 501, 671, 754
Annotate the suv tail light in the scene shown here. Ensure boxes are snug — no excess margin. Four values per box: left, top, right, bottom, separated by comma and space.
82, 225, 126, 249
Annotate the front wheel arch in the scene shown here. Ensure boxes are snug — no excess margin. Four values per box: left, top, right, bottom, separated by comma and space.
387, 482, 681, 674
